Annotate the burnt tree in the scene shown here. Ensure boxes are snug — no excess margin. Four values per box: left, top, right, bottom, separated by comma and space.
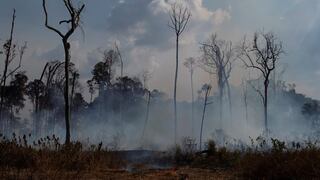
199, 84, 212, 151
200, 34, 235, 129
184, 57, 196, 137
0, 9, 27, 133
42, 0, 85, 144
168, 3, 191, 144
239, 31, 284, 135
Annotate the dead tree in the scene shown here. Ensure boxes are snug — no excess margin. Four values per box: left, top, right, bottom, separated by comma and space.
37, 61, 63, 136
184, 57, 196, 137
114, 42, 124, 78
200, 34, 235, 129
114, 43, 124, 123
42, 0, 85, 144
168, 3, 191, 144
199, 84, 212, 151
71, 71, 80, 107
241, 79, 249, 128
140, 90, 151, 147
0, 9, 27, 133
238, 31, 284, 135
140, 69, 153, 146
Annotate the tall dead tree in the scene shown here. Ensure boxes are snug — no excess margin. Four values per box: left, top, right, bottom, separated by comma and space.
42, 0, 85, 144
241, 79, 249, 128
199, 84, 211, 151
238, 31, 284, 135
27, 61, 63, 137
70, 71, 80, 107
184, 57, 196, 137
0, 9, 27, 133
140, 69, 152, 146
200, 34, 235, 129
114, 43, 124, 124
168, 3, 191, 144
114, 42, 124, 78
140, 90, 151, 146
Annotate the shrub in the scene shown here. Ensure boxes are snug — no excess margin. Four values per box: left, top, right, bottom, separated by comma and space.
173, 137, 197, 165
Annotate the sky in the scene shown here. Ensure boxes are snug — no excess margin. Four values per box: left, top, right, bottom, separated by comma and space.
1, 0, 320, 101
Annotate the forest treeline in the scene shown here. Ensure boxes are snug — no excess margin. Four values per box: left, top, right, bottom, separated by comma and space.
1, 0, 320, 149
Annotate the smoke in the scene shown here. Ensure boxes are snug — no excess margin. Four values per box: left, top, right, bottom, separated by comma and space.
1, 0, 320, 151
1, 63, 318, 152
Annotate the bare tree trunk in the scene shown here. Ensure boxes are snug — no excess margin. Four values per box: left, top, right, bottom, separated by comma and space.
243, 85, 248, 128
0, 71, 8, 134
219, 89, 223, 129
115, 43, 124, 124
141, 91, 151, 146
200, 86, 210, 151
120, 60, 123, 78
168, 3, 190, 145
98, 84, 103, 122
71, 72, 77, 105
226, 81, 232, 127
239, 31, 283, 137
42, 0, 84, 144
191, 69, 194, 138
119, 86, 123, 125
115, 43, 124, 78
63, 40, 71, 144
0, 75, 8, 133
174, 36, 179, 144
222, 66, 232, 128
0, 10, 16, 133
273, 68, 276, 99
245, 98, 248, 127
71, 72, 77, 139
35, 93, 40, 137
218, 78, 223, 129
264, 80, 269, 136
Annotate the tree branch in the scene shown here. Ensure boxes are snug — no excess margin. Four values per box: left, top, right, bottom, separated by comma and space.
42, 0, 64, 38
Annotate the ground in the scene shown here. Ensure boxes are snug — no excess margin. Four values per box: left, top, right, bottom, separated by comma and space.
0, 168, 234, 180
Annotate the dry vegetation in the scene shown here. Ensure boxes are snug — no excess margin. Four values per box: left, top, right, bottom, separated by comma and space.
1, 134, 320, 179
173, 137, 320, 179
0, 133, 124, 179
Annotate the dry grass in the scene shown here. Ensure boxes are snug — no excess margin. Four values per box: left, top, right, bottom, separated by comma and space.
173, 138, 320, 179
2, 134, 320, 179
237, 145, 320, 178
0, 133, 124, 179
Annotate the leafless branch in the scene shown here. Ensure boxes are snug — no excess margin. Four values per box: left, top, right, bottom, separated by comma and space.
168, 3, 191, 36
42, 0, 64, 38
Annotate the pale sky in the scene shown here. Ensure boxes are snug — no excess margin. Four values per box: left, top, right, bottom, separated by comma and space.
1, 0, 320, 101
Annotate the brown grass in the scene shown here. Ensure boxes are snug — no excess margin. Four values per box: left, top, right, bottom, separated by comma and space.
173, 138, 320, 179
237, 146, 320, 179
0, 133, 124, 179
2, 134, 320, 179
